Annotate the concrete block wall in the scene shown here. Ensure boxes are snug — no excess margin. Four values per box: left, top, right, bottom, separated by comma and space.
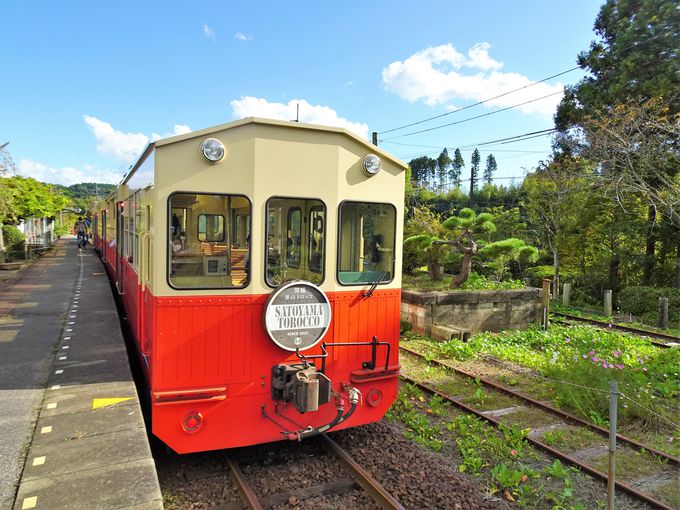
401, 288, 541, 336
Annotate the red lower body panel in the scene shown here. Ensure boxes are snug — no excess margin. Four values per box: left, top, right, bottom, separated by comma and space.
147, 289, 401, 453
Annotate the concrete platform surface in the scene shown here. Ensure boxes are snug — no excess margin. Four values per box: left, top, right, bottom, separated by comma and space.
0, 239, 162, 510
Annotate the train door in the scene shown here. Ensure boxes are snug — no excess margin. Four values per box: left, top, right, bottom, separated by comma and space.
116, 202, 125, 293
101, 210, 107, 262
140, 204, 152, 355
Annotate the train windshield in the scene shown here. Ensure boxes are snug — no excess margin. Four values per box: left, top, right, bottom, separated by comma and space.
168, 192, 251, 289
266, 197, 325, 286
338, 201, 396, 285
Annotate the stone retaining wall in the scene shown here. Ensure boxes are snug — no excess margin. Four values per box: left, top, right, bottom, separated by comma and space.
401, 287, 542, 336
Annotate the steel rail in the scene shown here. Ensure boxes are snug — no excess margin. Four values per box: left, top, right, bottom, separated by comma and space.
225, 454, 264, 510
320, 435, 406, 510
401, 345, 680, 467
552, 312, 678, 348
399, 374, 676, 510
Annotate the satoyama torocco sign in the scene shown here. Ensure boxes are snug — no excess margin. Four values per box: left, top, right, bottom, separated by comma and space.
264, 281, 332, 351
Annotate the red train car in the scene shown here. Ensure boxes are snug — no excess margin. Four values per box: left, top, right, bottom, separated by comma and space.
92, 118, 406, 453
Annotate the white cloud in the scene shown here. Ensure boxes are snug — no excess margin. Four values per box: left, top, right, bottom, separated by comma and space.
382, 43, 563, 117
83, 115, 149, 163
84, 116, 192, 163
203, 23, 216, 40
230, 97, 369, 138
15, 119, 194, 186
18, 159, 122, 186
235, 32, 253, 41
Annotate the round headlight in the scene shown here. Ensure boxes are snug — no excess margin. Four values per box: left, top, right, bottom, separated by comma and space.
200, 138, 225, 163
362, 154, 381, 176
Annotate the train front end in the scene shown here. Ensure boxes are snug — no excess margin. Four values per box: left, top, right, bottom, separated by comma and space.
145, 118, 406, 453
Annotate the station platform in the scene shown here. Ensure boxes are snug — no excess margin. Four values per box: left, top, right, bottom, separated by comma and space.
0, 238, 163, 510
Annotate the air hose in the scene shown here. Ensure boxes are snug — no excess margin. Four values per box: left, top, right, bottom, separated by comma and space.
285, 387, 361, 441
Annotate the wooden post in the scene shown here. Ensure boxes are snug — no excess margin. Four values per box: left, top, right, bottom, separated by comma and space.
658, 297, 669, 329
562, 283, 571, 307
541, 278, 551, 329
604, 290, 613, 317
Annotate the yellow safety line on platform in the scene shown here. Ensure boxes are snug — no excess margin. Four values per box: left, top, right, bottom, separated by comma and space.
92, 397, 134, 409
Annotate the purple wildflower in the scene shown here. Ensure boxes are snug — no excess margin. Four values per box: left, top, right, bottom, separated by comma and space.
602, 362, 608, 368
589, 351, 595, 356
616, 364, 624, 369
613, 351, 620, 358
592, 357, 599, 362
608, 363, 614, 368
565, 338, 571, 343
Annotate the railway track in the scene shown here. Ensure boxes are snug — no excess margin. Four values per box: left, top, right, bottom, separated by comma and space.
551, 312, 680, 348
223, 435, 405, 510
400, 344, 679, 510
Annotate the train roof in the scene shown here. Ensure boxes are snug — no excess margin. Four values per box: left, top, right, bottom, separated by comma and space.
119, 117, 407, 189
155, 117, 407, 169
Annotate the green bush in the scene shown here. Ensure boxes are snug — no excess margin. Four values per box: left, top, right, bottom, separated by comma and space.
618, 286, 680, 324
2, 225, 25, 261
523, 265, 578, 288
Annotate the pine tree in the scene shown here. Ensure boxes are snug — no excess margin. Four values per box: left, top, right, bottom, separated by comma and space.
436, 148, 451, 191
450, 148, 464, 188
470, 149, 480, 198
484, 154, 497, 184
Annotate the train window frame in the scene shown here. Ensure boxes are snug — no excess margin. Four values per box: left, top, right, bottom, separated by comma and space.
307, 205, 325, 275
336, 200, 397, 287
286, 207, 301, 269
166, 191, 252, 291
264, 196, 327, 289
197, 213, 226, 242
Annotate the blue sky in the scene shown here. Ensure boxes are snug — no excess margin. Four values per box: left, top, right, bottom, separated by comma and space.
1, 1, 603, 187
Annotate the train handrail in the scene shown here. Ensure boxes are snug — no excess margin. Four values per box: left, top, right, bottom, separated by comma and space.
139, 232, 150, 291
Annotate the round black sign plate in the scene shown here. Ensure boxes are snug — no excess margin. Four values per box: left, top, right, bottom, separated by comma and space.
264, 280, 332, 351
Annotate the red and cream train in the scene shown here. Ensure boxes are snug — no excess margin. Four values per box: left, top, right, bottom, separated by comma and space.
92, 118, 406, 453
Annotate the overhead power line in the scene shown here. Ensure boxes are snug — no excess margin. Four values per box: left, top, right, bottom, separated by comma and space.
380, 92, 562, 141
378, 28, 674, 138
459, 128, 557, 149
394, 128, 558, 160
378, 67, 579, 135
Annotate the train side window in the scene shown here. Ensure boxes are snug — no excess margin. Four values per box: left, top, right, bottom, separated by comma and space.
266, 197, 325, 287
198, 214, 225, 242
286, 208, 301, 269
337, 201, 396, 285
308, 206, 324, 274
168, 193, 251, 289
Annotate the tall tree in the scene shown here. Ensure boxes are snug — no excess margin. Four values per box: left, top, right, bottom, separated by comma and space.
450, 148, 464, 187
483, 154, 497, 185
408, 156, 437, 188
522, 155, 592, 295
436, 148, 451, 191
556, 0, 679, 130
470, 149, 480, 199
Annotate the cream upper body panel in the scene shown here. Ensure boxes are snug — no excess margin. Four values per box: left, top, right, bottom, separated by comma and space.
131, 118, 405, 297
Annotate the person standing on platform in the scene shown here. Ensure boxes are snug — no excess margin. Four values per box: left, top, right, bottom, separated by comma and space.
74, 217, 88, 251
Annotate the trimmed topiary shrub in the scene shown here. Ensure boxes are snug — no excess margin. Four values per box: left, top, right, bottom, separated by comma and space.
618, 286, 680, 324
